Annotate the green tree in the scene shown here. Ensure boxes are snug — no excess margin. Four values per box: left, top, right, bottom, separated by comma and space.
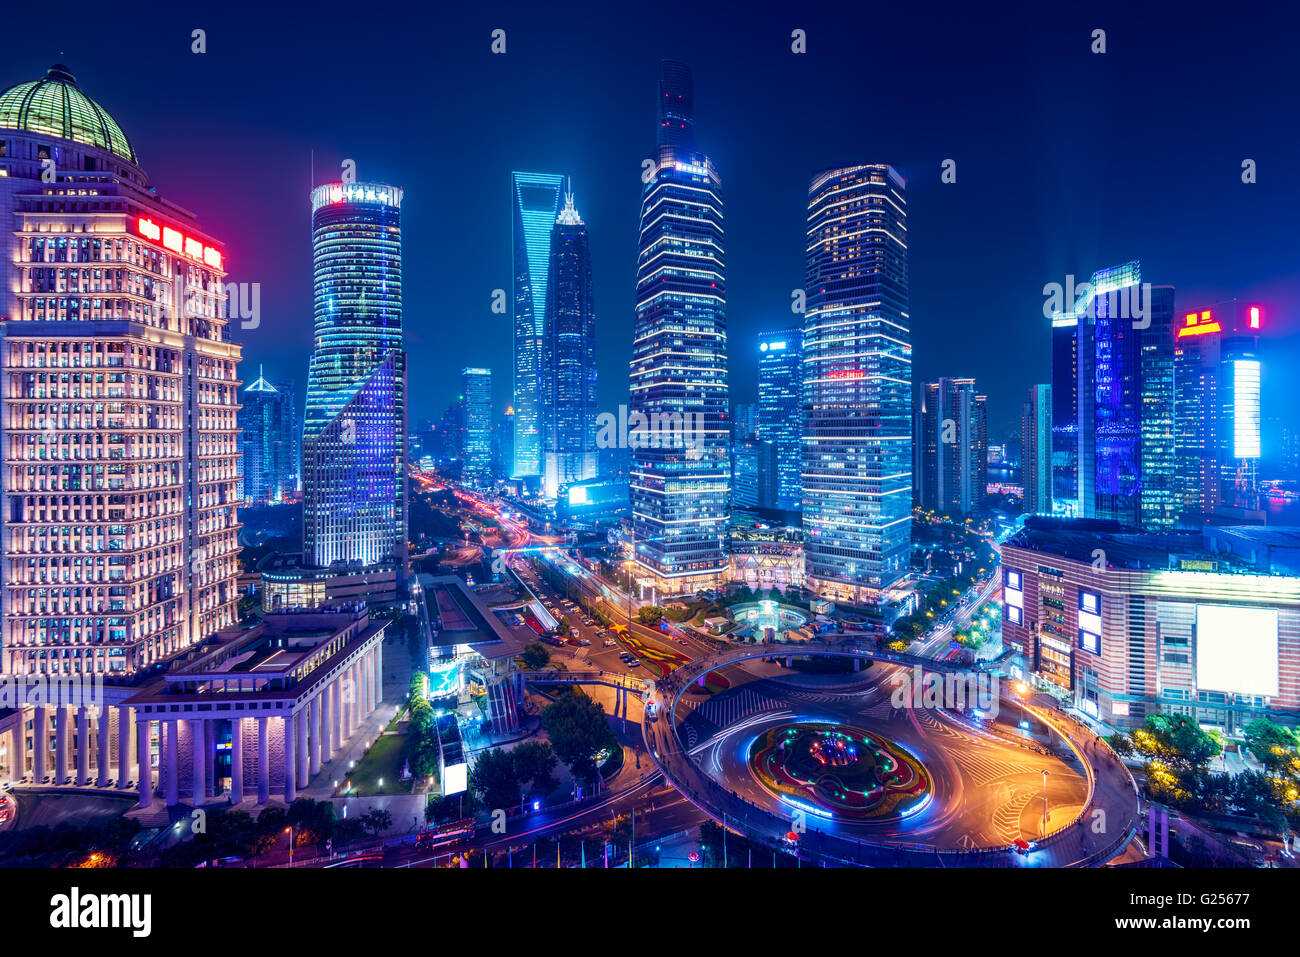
520, 642, 551, 670
470, 747, 522, 810
636, 605, 665, 625
512, 740, 558, 798
1243, 718, 1300, 780
540, 689, 618, 785
359, 808, 393, 838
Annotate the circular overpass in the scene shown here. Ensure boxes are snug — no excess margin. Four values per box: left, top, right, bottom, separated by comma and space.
642, 641, 1141, 867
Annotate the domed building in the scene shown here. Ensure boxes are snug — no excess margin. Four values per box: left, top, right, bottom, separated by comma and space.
0, 65, 243, 805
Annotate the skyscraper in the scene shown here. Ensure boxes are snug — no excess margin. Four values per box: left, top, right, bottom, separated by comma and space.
1175, 301, 1264, 521
1057, 262, 1176, 531
1088, 265, 1176, 530
803, 165, 911, 604
1022, 384, 1053, 516
541, 186, 597, 499
1050, 309, 1080, 512
462, 367, 493, 486
917, 377, 984, 517
757, 330, 803, 510
303, 182, 407, 572
0, 65, 241, 787
628, 61, 729, 594
511, 171, 565, 480
241, 367, 299, 505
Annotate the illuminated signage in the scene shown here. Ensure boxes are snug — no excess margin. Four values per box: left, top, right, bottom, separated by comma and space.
1232, 359, 1261, 459
1196, 604, 1279, 698
760, 341, 787, 352
135, 217, 223, 270
673, 161, 709, 177
1249, 305, 1261, 329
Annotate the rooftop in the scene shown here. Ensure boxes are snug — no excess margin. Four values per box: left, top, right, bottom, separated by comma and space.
0, 64, 136, 163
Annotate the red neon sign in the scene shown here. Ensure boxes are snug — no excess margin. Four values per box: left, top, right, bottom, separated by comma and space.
1249, 305, 1260, 329
135, 216, 223, 270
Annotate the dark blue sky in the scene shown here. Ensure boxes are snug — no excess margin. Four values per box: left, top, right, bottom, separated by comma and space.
6, 0, 1300, 446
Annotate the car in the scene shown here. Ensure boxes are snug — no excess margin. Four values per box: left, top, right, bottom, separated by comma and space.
577, 638, 591, 646
628, 660, 641, 668
603, 639, 617, 647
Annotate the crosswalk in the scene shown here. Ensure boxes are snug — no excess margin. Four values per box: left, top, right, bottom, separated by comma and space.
694, 686, 785, 729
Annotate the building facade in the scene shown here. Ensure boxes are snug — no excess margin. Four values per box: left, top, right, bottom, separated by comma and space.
240, 367, 298, 505
0, 64, 241, 789
511, 171, 565, 479
302, 182, 408, 573
461, 367, 492, 486
628, 61, 730, 594
757, 329, 803, 510
1022, 383, 1053, 516
1002, 518, 1300, 732
917, 377, 984, 517
541, 188, 597, 498
802, 165, 911, 604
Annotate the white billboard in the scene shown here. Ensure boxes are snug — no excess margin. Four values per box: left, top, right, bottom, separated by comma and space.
1195, 604, 1279, 698
443, 761, 468, 796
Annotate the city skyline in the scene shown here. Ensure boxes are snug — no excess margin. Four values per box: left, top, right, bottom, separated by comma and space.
4, 2, 1300, 891
6, 4, 1300, 451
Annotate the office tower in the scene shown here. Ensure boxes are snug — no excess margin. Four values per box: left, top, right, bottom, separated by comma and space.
732, 438, 778, 509
0, 65, 241, 788
461, 368, 493, 486
541, 186, 597, 499
732, 402, 759, 442
303, 182, 407, 571
1175, 301, 1263, 520
628, 61, 730, 594
1087, 265, 1176, 530
757, 330, 803, 510
917, 377, 983, 516
241, 367, 299, 505
1022, 384, 1053, 515
1058, 262, 1176, 531
803, 165, 911, 604
1218, 337, 1262, 511
1050, 314, 1080, 511
511, 171, 565, 479
973, 392, 988, 506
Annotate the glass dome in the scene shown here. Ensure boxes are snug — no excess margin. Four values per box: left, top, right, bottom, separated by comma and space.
0, 64, 136, 163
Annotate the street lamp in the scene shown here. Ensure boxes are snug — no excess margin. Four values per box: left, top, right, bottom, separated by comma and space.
1040, 769, 1049, 837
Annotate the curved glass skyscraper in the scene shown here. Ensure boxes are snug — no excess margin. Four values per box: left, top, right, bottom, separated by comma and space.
802, 165, 911, 605
303, 182, 407, 571
629, 61, 730, 594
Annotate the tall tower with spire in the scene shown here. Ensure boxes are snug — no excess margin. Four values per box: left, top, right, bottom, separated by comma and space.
542, 183, 597, 498
241, 365, 300, 505
628, 61, 729, 594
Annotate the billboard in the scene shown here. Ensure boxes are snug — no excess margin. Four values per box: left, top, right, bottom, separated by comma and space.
1195, 604, 1279, 697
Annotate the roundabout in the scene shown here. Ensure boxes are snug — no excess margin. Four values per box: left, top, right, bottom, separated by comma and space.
642, 640, 1142, 866
748, 722, 931, 820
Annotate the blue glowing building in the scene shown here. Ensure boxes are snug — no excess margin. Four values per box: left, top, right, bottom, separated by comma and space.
511, 171, 565, 479
302, 182, 408, 572
802, 165, 911, 605
757, 330, 803, 510
628, 61, 730, 594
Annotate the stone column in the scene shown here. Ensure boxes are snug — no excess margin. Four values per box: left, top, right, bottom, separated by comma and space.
375, 641, 384, 705
309, 696, 322, 776
76, 706, 90, 786
296, 709, 309, 788
54, 706, 68, 784
191, 719, 206, 806
283, 715, 297, 803
165, 720, 179, 807
230, 718, 244, 805
96, 707, 111, 787
349, 663, 360, 734
256, 717, 269, 805
117, 706, 133, 789
136, 719, 152, 809
8, 725, 23, 783
33, 704, 47, 782
341, 668, 353, 740
322, 682, 334, 761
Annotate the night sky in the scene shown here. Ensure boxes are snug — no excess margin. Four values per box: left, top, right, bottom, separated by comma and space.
6, 0, 1300, 449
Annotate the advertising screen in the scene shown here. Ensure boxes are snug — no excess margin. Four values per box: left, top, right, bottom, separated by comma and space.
1195, 604, 1278, 697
